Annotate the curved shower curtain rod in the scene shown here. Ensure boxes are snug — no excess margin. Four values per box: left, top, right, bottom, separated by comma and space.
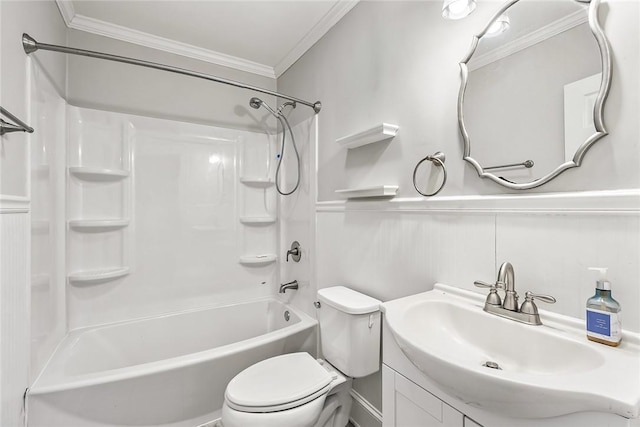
22, 33, 322, 114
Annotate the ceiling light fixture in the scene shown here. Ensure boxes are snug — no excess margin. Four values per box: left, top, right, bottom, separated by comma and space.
442, 0, 477, 20
485, 13, 511, 37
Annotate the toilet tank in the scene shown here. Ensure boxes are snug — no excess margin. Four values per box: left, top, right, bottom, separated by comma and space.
316, 286, 382, 378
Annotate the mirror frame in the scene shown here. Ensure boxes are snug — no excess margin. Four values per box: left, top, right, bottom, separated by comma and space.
458, 0, 611, 190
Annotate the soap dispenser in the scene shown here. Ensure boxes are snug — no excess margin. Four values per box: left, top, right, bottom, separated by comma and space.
586, 267, 622, 346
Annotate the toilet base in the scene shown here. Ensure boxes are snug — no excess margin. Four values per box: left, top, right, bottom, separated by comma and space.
314, 373, 352, 427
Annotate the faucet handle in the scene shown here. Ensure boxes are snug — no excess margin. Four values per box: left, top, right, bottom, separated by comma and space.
473, 280, 504, 306
286, 241, 301, 262
520, 291, 556, 315
473, 280, 504, 290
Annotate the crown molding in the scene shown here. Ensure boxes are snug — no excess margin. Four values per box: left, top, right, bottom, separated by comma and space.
55, 0, 75, 26
55, 1, 276, 78
55, 0, 358, 80
274, 0, 359, 77
469, 9, 588, 71
67, 14, 276, 78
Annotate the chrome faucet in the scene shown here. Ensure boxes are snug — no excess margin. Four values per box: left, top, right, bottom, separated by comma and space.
474, 262, 556, 326
497, 261, 518, 311
279, 280, 299, 293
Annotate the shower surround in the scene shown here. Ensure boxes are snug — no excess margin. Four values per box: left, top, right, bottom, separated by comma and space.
27, 62, 318, 425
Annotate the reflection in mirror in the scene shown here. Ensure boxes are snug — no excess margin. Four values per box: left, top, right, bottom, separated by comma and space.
458, 0, 611, 189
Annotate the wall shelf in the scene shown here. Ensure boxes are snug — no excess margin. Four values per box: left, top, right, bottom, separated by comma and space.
335, 185, 399, 199
69, 166, 129, 181
336, 123, 399, 149
240, 177, 274, 187
68, 267, 130, 284
239, 254, 277, 266
239, 216, 277, 225
68, 219, 130, 232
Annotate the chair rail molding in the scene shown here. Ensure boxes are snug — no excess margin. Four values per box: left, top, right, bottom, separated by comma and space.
316, 189, 640, 215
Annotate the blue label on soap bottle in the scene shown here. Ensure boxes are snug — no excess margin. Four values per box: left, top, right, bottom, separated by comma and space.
587, 310, 611, 336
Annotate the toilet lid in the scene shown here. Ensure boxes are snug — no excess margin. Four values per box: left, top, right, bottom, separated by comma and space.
225, 352, 333, 412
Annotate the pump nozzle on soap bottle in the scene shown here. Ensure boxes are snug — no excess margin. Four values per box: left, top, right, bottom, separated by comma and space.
586, 267, 621, 347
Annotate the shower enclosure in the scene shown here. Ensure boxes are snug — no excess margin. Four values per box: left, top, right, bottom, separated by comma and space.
27, 34, 318, 426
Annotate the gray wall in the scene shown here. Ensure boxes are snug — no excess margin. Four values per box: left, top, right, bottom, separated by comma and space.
66, 29, 277, 132
277, 0, 640, 422
1, 0, 67, 197
278, 0, 640, 200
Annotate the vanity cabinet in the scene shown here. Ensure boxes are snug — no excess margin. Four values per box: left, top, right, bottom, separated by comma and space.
383, 365, 469, 427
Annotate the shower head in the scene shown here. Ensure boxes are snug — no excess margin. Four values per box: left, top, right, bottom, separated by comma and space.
276, 101, 297, 115
249, 97, 263, 109
249, 97, 278, 117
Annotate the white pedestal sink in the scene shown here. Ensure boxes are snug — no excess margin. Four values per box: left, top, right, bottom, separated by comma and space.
381, 284, 640, 419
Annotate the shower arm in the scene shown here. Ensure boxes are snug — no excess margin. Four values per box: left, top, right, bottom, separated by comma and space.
21, 33, 322, 114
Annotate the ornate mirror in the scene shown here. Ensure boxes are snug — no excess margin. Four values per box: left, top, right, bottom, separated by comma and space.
458, 0, 611, 189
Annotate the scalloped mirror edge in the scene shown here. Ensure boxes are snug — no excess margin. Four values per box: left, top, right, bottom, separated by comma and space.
458, 0, 612, 190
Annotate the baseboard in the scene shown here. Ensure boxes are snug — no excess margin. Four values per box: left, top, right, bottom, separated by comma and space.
349, 389, 382, 427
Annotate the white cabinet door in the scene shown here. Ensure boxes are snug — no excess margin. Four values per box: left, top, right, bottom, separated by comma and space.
383, 365, 464, 427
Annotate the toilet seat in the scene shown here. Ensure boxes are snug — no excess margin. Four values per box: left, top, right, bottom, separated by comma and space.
224, 352, 333, 413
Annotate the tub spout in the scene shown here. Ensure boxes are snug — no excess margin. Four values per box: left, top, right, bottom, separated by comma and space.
279, 280, 299, 293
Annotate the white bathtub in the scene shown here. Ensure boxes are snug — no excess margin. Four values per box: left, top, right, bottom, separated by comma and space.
28, 298, 317, 427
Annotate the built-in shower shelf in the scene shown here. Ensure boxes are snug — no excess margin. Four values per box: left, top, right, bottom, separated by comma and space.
68, 267, 130, 284
69, 166, 130, 181
240, 216, 277, 225
240, 177, 274, 187
336, 123, 399, 149
239, 254, 277, 266
335, 185, 399, 199
69, 219, 130, 232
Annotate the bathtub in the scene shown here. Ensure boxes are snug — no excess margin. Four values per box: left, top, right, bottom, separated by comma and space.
28, 298, 317, 427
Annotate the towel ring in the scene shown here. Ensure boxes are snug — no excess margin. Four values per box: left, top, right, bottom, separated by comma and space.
413, 151, 447, 197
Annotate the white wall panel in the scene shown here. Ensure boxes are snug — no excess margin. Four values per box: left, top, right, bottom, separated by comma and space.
316, 210, 495, 302
29, 61, 67, 380
0, 213, 29, 426
66, 107, 280, 329
279, 117, 317, 318
496, 213, 640, 332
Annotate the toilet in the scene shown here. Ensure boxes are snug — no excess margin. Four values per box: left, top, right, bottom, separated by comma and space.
221, 286, 382, 427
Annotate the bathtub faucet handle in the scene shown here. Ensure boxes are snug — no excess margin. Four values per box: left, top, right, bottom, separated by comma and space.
279, 280, 299, 293
286, 241, 301, 262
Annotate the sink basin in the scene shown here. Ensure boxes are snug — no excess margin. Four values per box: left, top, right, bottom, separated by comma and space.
381, 284, 640, 419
